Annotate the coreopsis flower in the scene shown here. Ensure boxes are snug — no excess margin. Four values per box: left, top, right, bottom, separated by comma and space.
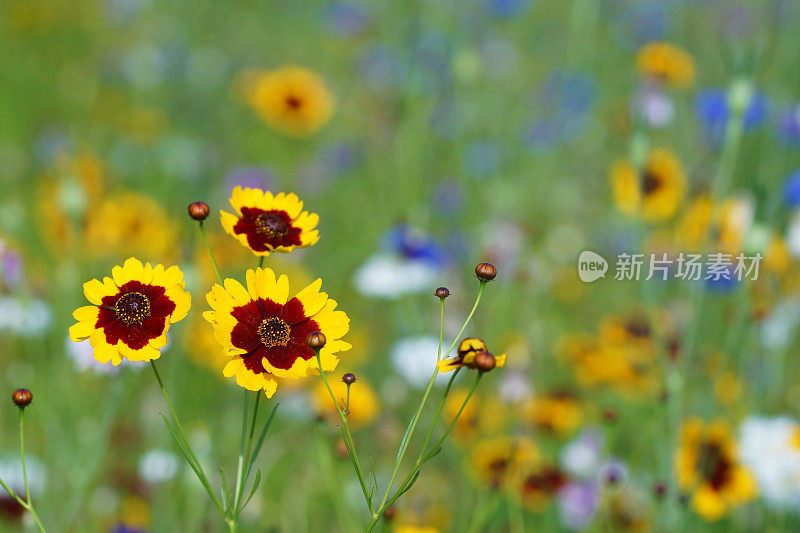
515, 463, 569, 511
69, 258, 191, 365
610, 148, 686, 222
636, 42, 695, 88
437, 338, 507, 373
524, 391, 583, 436
204, 267, 350, 397
675, 417, 757, 521
220, 187, 320, 256
246, 66, 335, 136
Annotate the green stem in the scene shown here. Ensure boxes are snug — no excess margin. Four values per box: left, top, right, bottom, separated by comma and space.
315, 351, 374, 514
416, 368, 461, 463
199, 221, 224, 285
368, 283, 487, 531
231, 389, 250, 521
17, 408, 46, 533
150, 361, 225, 515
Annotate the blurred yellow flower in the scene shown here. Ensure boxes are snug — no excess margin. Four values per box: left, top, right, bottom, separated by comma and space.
636, 42, 695, 88
393, 527, 440, 533
676, 195, 753, 252
246, 66, 335, 136
444, 390, 505, 442
675, 417, 757, 521
611, 148, 686, 222
313, 376, 379, 427
713, 371, 741, 406
469, 436, 537, 489
84, 192, 178, 261
524, 392, 583, 436
514, 463, 568, 511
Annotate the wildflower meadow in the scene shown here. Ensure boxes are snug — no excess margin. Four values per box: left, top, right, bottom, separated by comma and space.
3, 0, 800, 531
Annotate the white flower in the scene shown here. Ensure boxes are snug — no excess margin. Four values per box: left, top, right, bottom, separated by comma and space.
560, 429, 603, 479
0, 297, 51, 336
138, 449, 180, 484
759, 300, 800, 350
65, 336, 147, 374
353, 255, 440, 299
739, 416, 800, 511
390, 336, 449, 388
0, 455, 46, 495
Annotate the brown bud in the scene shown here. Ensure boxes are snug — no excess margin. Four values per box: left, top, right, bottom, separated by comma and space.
383, 505, 396, 521
306, 331, 326, 350
435, 286, 450, 298
342, 373, 356, 385
602, 408, 618, 423
475, 262, 497, 281
473, 351, 496, 372
187, 201, 210, 221
12, 389, 32, 408
653, 482, 667, 498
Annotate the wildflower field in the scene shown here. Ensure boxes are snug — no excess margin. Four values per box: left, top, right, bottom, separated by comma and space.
3, 0, 800, 531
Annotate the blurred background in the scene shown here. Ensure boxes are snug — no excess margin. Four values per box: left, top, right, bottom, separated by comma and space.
3, 0, 800, 531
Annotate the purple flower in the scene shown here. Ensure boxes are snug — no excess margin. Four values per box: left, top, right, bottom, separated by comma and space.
325, 1, 370, 37
558, 481, 599, 530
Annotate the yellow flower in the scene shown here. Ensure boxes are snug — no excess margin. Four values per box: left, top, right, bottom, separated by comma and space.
713, 371, 741, 406
470, 436, 537, 489
524, 392, 583, 436
675, 418, 757, 521
69, 257, 191, 364
394, 527, 440, 533
312, 377, 379, 427
247, 66, 335, 136
436, 338, 508, 373
220, 187, 320, 256
84, 192, 178, 261
515, 463, 568, 511
676, 195, 753, 252
611, 148, 686, 222
204, 267, 351, 397
636, 42, 695, 88
444, 390, 505, 443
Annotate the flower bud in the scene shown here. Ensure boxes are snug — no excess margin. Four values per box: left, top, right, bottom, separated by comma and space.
473, 351, 496, 372
653, 482, 667, 498
12, 388, 32, 408
187, 201, 210, 221
306, 331, 326, 350
475, 262, 497, 281
342, 373, 356, 385
435, 286, 450, 299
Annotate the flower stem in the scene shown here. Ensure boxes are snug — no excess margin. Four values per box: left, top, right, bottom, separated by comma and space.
315, 351, 375, 514
367, 283, 487, 532
17, 408, 46, 533
198, 221, 224, 285
150, 360, 225, 515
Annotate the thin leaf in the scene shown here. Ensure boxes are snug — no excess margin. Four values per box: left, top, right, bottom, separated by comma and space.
219, 467, 230, 513
244, 403, 279, 482
387, 471, 420, 508
239, 469, 262, 512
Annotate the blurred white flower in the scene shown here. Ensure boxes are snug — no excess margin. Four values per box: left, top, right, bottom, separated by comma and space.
66, 337, 147, 374
0, 297, 50, 335
635, 86, 674, 128
759, 300, 800, 351
739, 416, 800, 511
138, 449, 180, 484
560, 429, 603, 479
0, 455, 46, 495
353, 255, 440, 299
498, 370, 533, 404
390, 336, 448, 387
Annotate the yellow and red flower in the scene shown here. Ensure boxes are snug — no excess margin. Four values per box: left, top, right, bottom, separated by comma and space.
220, 187, 320, 256
69, 257, 191, 364
204, 267, 350, 397
437, 338, 507, 373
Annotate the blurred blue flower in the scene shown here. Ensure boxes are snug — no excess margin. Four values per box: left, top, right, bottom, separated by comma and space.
325, 1, 370, 37
485, 0, 532, 18
357, 45, 407, 91
613, 3, 671, 50
223, 166, 277, 194
110, 526, 148, 533
694, 88, 769, 146
320, 141, 362, 175
776, 106, 800, 147
526, 70, 596, 149
383, 224, 449, 267
782, 168, 800, 207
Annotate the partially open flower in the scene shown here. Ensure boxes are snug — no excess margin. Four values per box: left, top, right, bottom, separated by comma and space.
204, 267, 350, 397
69, 258, 191, 364
437, 338, 507, 373
220, 187, 320, 257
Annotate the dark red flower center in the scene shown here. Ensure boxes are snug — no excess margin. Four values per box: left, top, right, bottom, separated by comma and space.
697, 441, 732, 490
642, 171, 661, 195
254, 213, 289, 239
114, 292, 151, 326
285, 95, 303, 110
258, 316, 291, 348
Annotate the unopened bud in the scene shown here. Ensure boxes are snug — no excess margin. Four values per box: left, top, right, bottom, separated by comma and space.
306, 331, 326, 350
12, 389, 32, 408
187, 201, 210, 221
475, 262, 497, 281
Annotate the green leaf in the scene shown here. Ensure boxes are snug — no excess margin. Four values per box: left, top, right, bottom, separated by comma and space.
239, 469, 262, 513
244, 403, 279, 482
